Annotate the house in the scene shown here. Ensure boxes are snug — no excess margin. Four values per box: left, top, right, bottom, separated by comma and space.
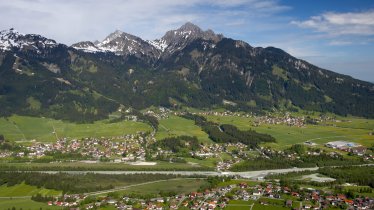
351, 146, 367, 155
239, 182, 248, 188
304, 204, 311, 209
286, 200, 293, 207
292, 192, 300, 197
283, 187, 291, 193
252, 190, 261, 196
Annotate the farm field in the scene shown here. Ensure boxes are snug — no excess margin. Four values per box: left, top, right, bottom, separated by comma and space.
206, 115, 374, 149
116, 178, 208, 196
0, 182, 61, 197
0, 115, 152, 142
0, 198, 62, 210
155, 115, 212, 143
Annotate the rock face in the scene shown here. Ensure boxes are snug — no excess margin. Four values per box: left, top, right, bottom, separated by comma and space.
148, 22, 223, 56
0, 23, 373, 122
0, 28, 59, 53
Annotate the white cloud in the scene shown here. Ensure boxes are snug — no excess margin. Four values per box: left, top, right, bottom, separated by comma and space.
291, 10, 374, 36
328, 40, 353, 46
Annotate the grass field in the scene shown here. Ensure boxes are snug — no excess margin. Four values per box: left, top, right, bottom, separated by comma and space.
225, 200, 290, 210
0, 115, 152, 142
156, 115, 212, 143
0, 198, 62, 210
117, 178, 207, 196
206, 115, 374, 149
0, 183, 61, 197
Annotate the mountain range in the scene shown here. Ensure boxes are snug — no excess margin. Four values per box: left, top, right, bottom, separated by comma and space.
0, 23, 373, 122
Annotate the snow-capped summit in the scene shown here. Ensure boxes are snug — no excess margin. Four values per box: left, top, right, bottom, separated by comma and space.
71, 41, 101, 53
72, 22, 223, 59
148, 22, 223, 55
72, 29, 161, 59
99, 30, 125, 46
0, 28, 58, 53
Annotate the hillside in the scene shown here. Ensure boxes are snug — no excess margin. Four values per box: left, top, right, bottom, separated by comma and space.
0, 23, 373, 122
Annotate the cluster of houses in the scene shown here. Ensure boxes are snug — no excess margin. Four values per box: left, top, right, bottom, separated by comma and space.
144, 107, 171, 120
253, 113, 305, 127
192, 111, 252, 118
190, 142, 248, 171
325, 141, 367, 156
6, 133, 151, 161
232, 182, 374, 210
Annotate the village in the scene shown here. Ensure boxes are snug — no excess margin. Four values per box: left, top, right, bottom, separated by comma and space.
43, 177, 374, 210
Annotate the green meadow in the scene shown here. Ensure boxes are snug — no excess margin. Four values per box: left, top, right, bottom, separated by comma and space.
155, 115, 212, 143
0, 183, 61, 197
0, 115, 152, 142
0, 198, 63, 210
116, 178, 207, 196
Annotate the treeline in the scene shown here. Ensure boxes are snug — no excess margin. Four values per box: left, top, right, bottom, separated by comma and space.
230, 154, 364, 171
109, 109, 159, 130
131, 109, 159, 130
319, 166, 374, 187
31, 193, 55, 202
181, 113, 275, 147
0, 172, 182, 193
151, 136, 200, 153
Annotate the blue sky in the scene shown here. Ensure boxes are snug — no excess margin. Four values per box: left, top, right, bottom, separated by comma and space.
0, 0, 373, 82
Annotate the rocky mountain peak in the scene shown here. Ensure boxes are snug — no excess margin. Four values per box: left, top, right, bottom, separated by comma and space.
72, 29, 161, 59
0, 28, 58, 53
178, 22, 203, 33
149, 22, 223, 54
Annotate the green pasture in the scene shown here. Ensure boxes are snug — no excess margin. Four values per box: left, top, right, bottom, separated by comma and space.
0, 183, 61, 197
225, 200, 290, 210
0, 115, 152, 142
155, 115, 211, 143
114, 178, 207, 196
0, 198, 62, 210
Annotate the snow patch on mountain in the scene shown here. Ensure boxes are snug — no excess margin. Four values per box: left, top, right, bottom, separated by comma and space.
0, 28, 58, 53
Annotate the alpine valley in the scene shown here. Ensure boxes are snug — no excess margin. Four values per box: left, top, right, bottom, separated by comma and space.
0, 22, 373, 122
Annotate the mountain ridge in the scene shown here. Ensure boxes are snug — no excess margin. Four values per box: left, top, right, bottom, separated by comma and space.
0, 23, 373, 122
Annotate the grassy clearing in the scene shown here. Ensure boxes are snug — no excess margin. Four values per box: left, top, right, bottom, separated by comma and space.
116, 178, 207, 196
206, 115, 374, 149
225, 200, 255, 210
225, 200, 290, 210
0, 183, 61, 197
0, 198, 62, 210
156, 115, 212, 143
0, 115, 152, 142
